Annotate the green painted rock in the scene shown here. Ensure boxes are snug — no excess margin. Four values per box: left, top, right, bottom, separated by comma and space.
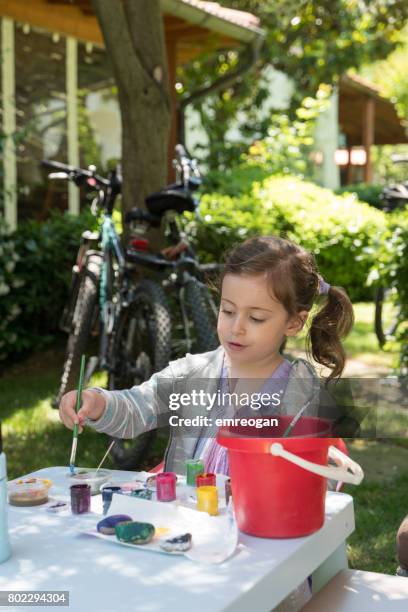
115, 521, 155, 545
130, 489, 152, 500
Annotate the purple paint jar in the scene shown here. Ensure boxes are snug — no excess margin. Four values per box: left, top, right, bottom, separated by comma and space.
156, 472, 177, 502
70, 484, 91, 514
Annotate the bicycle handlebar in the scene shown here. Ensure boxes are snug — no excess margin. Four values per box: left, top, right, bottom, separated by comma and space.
42, 159, 111, 189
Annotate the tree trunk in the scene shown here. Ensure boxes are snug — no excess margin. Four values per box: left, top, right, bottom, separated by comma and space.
91, 0, 171, 250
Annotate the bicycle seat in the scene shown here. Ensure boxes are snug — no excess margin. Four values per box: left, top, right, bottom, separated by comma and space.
124, 208, 161, 228
145, 183, 197, 216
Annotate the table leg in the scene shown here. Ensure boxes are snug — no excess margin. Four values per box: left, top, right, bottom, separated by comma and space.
311, 541, 348, 594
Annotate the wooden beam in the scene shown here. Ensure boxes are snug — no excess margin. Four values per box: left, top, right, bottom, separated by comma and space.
362, 97, 375, 183
2, 17, 17, 231
66, 36, 79, 215
0, 0, 103, 45
166, 35, 177, 182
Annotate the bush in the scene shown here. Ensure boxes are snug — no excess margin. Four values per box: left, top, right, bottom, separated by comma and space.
186, 175, 386, 302
204, 110, 318, 195
335, 183, 384, 210
0, 210, 95, 365
368, 209, 408, 372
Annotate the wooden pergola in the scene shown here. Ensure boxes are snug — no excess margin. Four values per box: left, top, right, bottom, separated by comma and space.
339, 74, 408, 183
0, 0, 264, 228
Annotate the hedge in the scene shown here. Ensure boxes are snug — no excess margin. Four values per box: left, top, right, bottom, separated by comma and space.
184, 175, 386, 302
0, 210, 94, 365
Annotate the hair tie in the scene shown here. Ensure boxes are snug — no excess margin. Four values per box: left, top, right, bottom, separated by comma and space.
318, 276, 331, 295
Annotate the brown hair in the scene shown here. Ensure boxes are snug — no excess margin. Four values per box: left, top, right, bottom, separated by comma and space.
219, 236, 354, 381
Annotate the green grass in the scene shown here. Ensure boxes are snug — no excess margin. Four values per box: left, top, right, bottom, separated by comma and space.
0, 348, 166, 480
0, 303, 407, 575
345, 471, 408, 574
288, 301, 400, 370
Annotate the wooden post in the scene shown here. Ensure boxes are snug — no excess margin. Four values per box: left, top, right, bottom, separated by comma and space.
362, 97, 375, 183
2, 17, 17, 231
166, 35, 177, 182
66, 36, 79, 215
346, 147, 353, 185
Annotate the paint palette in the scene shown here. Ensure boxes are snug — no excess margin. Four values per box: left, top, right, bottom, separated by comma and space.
81, 493, 238, 565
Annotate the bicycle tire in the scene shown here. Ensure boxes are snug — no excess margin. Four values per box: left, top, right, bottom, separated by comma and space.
374, 285, 401, 347
108, 279, 172, 470
183, 279, 219, 353
55, 252, 102, 405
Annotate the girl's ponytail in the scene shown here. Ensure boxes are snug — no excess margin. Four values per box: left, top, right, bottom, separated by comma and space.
307, 286, 354, 381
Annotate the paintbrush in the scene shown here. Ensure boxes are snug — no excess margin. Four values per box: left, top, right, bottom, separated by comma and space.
95, 440, 116, 474
69, 354, 86, 475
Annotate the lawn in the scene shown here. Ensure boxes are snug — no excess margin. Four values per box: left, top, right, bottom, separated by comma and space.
1, 302, 406, 575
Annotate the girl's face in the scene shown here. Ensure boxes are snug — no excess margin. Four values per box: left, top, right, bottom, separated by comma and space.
217, 273, 308, 370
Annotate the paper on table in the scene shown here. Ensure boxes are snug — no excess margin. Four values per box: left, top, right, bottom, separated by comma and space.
81, 493, 238, 565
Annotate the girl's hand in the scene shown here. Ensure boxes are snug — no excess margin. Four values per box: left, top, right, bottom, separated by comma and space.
59, 389, 106, 433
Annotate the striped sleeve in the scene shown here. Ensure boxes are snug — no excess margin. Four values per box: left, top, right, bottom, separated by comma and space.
84, 362, 178, 438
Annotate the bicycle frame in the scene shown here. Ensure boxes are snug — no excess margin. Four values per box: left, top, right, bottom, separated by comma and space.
98, 214, 127, 369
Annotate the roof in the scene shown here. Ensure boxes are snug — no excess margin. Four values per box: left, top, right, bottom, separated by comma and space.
339, 74, 408, 146
181, 0, 261, 30
161, 0, 264, 44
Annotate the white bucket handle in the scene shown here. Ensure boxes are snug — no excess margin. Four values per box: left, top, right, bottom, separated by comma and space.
270, 443, 364, 485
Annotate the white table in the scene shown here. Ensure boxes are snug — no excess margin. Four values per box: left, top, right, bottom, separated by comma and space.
2, 467, 355, 612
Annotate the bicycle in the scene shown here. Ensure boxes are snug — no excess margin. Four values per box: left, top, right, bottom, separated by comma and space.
43, 159, 172, 467
126, 144, 220, 356
374, 155, 407, 347
45, 147, 220, 469
107, 145, 222, 468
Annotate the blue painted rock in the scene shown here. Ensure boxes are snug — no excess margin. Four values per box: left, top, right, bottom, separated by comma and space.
115, 521, 155, 545
160, 533, 192, 552
97, 514, 132, 535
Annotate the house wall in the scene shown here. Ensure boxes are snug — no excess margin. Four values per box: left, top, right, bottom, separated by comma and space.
185, 65, 341, 190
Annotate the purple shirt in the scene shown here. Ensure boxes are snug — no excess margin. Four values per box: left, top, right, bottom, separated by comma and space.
196, 356, 292, 475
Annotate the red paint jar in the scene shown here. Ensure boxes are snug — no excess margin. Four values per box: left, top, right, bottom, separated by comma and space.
156, 472, 177, 502
196, 473, 216, 487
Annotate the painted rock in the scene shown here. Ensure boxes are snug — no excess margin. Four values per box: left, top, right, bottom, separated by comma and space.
145, 475, 157, 490
115, 521, 155, 545
97, 514, 133, 535
130, 489, 152, 500
160, 533, 192, 553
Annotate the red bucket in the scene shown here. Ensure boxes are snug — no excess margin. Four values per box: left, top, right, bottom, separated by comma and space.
217, 415, 363, 538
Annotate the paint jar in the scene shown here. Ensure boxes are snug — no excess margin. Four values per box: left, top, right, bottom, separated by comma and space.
156, 472, 177, 502
196, 473, 216, 487
197, 486, 218, 516
70, 484, 91, 514
101, 486, 122, 515
101, 486, 122, 502
185, 459, 204, 487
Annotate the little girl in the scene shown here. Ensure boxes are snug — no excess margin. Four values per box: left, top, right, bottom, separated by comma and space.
59, 235, 354, 611
59, 234, 354, 473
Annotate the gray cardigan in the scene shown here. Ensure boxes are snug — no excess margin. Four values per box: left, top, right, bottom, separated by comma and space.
87, 346, 348, 473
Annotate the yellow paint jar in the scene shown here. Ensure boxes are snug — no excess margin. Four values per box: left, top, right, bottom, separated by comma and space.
197, 485, 218, 516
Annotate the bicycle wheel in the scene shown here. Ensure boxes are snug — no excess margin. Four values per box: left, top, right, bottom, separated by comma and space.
183, 279, 219, 353
374, 285, 401, 347
108, 279, 172, 470
55, 252, 102, 406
